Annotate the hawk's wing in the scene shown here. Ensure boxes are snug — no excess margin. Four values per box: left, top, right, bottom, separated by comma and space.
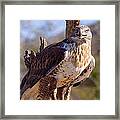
20, 43, 67, 97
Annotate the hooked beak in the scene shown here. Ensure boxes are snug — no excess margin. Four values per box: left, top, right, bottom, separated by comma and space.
82, 34, 87, 36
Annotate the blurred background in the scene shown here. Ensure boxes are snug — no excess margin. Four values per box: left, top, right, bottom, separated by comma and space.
20, 20, 100, 100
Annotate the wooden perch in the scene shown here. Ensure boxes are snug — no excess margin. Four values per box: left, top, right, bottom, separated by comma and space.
66, 20, 80, 39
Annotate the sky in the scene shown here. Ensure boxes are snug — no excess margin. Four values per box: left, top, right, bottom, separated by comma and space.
20, 20, 97, 41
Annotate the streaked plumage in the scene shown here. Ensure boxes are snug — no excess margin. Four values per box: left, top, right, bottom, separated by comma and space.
20, 25, 95, 100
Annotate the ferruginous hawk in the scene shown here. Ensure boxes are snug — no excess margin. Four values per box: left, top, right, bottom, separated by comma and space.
20, 25, 95, 100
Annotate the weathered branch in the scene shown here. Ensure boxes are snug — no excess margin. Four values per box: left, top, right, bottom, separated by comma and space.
66, 20, 80, 39
39, 37, 47, 53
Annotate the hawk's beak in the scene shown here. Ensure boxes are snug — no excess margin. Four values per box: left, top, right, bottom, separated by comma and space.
82, 34, 87, 36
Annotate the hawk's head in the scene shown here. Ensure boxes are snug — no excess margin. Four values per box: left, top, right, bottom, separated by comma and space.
24, 50, 36, 69
80, 25, 92, 40
70, 25, 92, 40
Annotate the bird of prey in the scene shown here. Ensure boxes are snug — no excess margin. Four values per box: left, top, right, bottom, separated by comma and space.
20, 25, 95, 100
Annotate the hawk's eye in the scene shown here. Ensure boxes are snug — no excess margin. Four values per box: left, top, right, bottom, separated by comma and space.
85, 29, 89, 32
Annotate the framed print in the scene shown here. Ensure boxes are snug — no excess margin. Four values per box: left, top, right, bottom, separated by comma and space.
0, 0, 119, 119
